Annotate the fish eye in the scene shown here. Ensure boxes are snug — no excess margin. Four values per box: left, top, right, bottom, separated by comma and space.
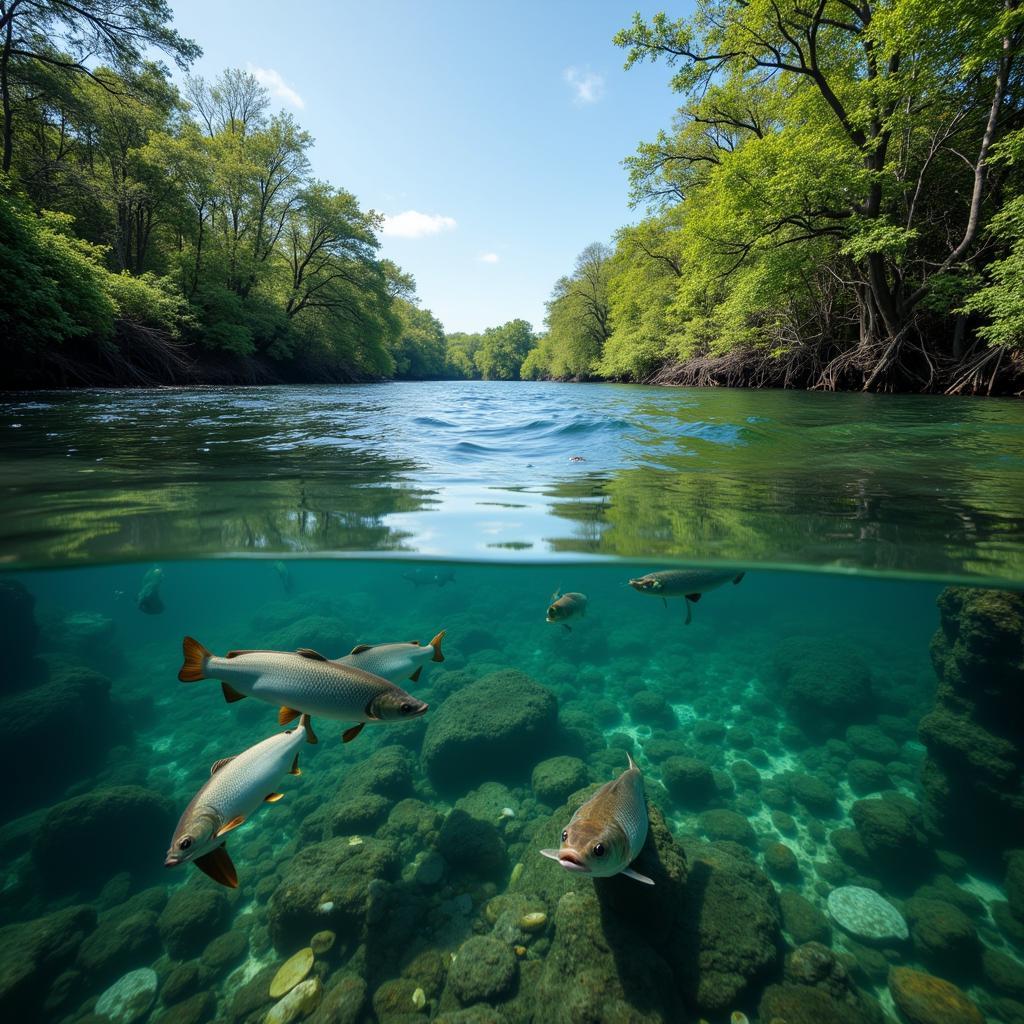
593, 843, 605, 857
400, 702, 413, 715
561, 830, 568, 842
178, 836, 192, 850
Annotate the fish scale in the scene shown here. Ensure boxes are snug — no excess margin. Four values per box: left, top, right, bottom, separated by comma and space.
198, 727, 303, 817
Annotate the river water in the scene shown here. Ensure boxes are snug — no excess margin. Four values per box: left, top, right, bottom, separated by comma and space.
0, 381, 1022, 1024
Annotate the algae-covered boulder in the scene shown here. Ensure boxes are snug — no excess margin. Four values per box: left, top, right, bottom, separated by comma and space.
346, 744, 416, 800
888, 965, 984, 1024
76, 896, 162, 983
921, 587, 1024, 858
628, 689, 676, 728
263, 614, 347, 657
306, 973, 367, 1024
94, 967, 158, 1024
266, 834, 400, 951
531, 756, 588, 805
158, 881, 231, 959
779, 890, 831, 945
661, 756, 716, 807
437, 809, 507, 881
848, 758, 892, 796
904, 896, 979, 970
422, 670, 558, 792
447, 936, 518, 1005
851, 794, 931, 879
698, 808, 756, 847
773, 636, 873, 735
0, 904, 96, 1020
32, 785, 175, 894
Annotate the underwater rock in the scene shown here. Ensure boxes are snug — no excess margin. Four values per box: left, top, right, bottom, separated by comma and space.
380, 798, 444, 860
699, 808, 757, 847
0, 904, 96, 1020
59, 610, 118, 670
904, 897, 979, 971
773, 636, 873, 736
831, 827, 873, 872
786, 771, 839, 814
372, 976, 425, 1018
848, 758, 892, 795
225, 963, 277, 1022
982, 946, 1024, 999
0, 579, 38, 687
300, 793, 392, 843
851, 794, 931, 879
437, 808, 507, 881
310, 930, 336, 956
76, 902, 161, 984
267, 834, 399, 952
347, 744, 417, 800
531, 755, 588, 805
628, 689, 677, 728
306, 972, 367, 1024
764, 841, 800, 880
826, 885, 908, 943
94, 967, 158, 1024
200, 928, 248, 974
779, 890, 831, 945
661, 756, 717, 807
263, 614, 347, 657
730, 759, 761, 790
157, 881, 231, 960
152, 990, 215, 1024
846, 724, 900, 763
270, 948, 315, 998
447, 936, 518, 1005
32, 784, 174, 895
266, 976, 322, 1024
421, 670, 558, 791
888, 965, 984, 1024
160, 961, 202, 1005
920, 587, 1024, 858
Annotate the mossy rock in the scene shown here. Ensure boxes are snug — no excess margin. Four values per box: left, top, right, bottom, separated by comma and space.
531, 756, 588, 805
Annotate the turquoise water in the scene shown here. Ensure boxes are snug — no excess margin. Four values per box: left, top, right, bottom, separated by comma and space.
1, 383, 1023, 1024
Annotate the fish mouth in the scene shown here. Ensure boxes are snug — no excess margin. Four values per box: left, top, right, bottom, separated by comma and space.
557, 850, 590, 873
413, 703, 429, 717
164, 856, 182, 868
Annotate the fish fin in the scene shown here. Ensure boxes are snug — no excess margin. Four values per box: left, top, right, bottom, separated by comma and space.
733, 572, 745, 585
215, 815, 246, 838
430, 629, 445, 662
661, 597, 668, 609
409, 640, 420, 645
409, 666, 423, 683
342, 722, 365, 743
621, 867, 655, 886
264, 792, 284, 803
349, 644, 374, 655
193, 845, 238, 888
178, 636, 211, 682
550, 589, 561, 602
539, 849, 561, 862
296, 648, 328, 660
684, 601, 692, 626
221, 682, 247, 703
562, 623, 572, 633
303, 715, 318, 745
210, 756, 235, 775
278, 706, 301, 726
225, 649, 263, 658
686, 592, 702, 602
289, 753, 301, 775
626, 752, 638, 772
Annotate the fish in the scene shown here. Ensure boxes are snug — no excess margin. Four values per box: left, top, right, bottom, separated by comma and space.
333, 630, 445, 685
403, 568, 456, 588
540, 752, 653, 885
164, 714, 316, 887
546, 591, 588, 632
627, 568, 745, 625
136, 566, 164, 615
178, 637, 429, 743
273, 560, 294, 593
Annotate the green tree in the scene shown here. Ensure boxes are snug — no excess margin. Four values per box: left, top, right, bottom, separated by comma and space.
474, 318, 535, 380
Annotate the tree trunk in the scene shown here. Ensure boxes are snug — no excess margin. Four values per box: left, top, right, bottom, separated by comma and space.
1, 18, 13, 174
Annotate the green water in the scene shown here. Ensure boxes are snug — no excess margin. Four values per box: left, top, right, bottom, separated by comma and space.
1, 383, 1023, 1024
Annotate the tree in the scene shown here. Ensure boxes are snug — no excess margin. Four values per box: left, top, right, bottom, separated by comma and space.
474, 319, 535, 380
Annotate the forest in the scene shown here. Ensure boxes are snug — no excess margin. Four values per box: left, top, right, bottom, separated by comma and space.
527, 1, 1024, 394
0, 0, 535, 386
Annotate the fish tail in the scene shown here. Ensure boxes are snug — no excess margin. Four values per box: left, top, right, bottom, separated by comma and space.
733, 572, 745, 585
626, 751, 639, 772
178, 636, 212, 682
430, 629, 446, 663
299, 713, 318, 745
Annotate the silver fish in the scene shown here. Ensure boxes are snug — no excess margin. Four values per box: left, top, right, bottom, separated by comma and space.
164, 715, 315, 887
333, 630, 445, 685
540, 752, 653, 885
546, 591, 588, 632
178, 637, 428, 743
628, 568, 745, 624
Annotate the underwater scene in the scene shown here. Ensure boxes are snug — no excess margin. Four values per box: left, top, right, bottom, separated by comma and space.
1, 383, 1023, 1024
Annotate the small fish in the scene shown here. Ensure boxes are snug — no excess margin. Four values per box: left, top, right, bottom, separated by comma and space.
627, 568, 745, 625
333, 630, 445, 685
540, 752, 653, 885
136, 566, 164, 615
273, 560, 294, 593
403, 568, 456, 588
178, 637, 429, 743
546, 590, 588, 632
164, 714, 315, 887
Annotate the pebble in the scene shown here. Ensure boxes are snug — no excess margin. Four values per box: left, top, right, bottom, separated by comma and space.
266, 977, 322, 1024
269, 948, 315, 998
520, 911, 547, 932
310, 930, 335, 955
412, 987, 426, 1009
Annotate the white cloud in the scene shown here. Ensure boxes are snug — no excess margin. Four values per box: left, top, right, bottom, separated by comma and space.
382, 211, 458, 239
478, 252, 500, 264
248, 65, 305, 109
563, 66, 605, 104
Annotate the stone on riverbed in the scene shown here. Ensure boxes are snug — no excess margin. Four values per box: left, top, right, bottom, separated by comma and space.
827, 886, 908, 943
94, 967, 158, 1023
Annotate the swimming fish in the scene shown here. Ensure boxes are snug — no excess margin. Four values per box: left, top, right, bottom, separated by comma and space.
333, 630, 445, 685
627, 568, 745, 624
540, 752, 653, 885
178, 637, 429, 743
273, 560, 294, 593
164, 714, 315, 887
403, 568, 456, 588
546, 591, 587, 632
136, 566, 164, 615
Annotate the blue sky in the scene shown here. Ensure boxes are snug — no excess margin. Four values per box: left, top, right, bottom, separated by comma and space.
165, 1, 687, 333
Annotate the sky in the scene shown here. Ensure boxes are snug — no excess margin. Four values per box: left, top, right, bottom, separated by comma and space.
164, 0, 688, 333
